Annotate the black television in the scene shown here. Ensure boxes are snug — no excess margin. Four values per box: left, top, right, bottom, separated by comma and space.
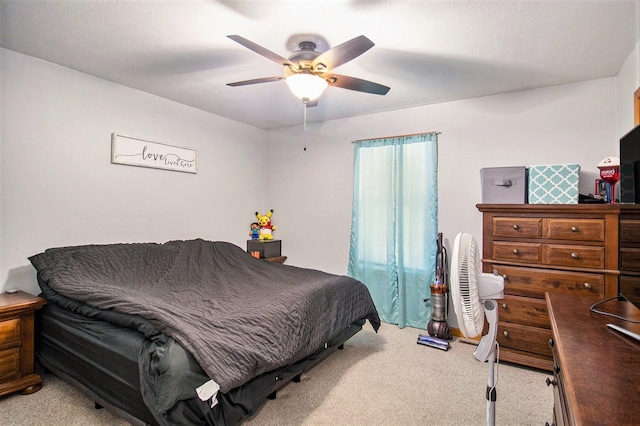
619, 123, 640, 204
619, 123, 640, 313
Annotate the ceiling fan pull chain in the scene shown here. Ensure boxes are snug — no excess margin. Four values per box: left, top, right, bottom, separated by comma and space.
303, 101, 308, 151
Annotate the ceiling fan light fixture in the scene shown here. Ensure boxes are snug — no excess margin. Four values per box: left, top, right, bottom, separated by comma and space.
285, 73, 328, 101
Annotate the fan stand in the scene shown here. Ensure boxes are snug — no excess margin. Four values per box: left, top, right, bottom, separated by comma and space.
475, 299, 499, 426
486, 349, 497, 426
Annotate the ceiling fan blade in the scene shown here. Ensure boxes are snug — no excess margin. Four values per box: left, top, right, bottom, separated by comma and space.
227, 35, 297, 70
326, 74, 390, 95
227, 76, 283, 87
312, 35, 374, 72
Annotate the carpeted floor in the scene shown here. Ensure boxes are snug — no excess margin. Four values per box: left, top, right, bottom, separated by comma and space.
0, 322, 553, 425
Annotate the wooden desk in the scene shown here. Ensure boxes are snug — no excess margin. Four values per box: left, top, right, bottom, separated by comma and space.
546, 293, 640, 425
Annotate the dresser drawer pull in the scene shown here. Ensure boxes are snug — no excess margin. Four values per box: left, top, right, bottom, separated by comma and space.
583, 282, 592, 290
548, 338, 554, 348
503, 331, 509, 337
513, 224, 520, 230
502, 274, 508, 281
501, 303, 508, 310
571, 252, 579, 259
571, 226, 578, 232
545, 377, 557, 387
512, 249, 519, 255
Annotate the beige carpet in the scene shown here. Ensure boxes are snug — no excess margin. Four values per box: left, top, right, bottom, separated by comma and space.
0, 322, 553, 425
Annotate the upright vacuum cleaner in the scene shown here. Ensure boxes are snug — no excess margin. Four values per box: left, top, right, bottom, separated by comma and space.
418, 233, 452, 350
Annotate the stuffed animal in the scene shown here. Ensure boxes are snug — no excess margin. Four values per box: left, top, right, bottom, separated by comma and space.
256, 210, 276, 240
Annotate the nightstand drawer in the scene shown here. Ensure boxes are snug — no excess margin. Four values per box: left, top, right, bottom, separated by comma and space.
490, 264, 605, 298
0, 292, 46, 397
492, 242, 542, 263
498, 294, 549, 328
544, 244, 605, 269
0, 318, 21, 350
497, 321, 552, 357
493, 217, 542, 238
0, 347, 21, 382
545, 218, 605, 241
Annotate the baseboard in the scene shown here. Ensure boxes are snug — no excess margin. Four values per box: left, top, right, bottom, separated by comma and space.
449, 327, 480, 342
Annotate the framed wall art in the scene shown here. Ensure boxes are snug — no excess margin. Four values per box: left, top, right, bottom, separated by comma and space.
111, 133, 197, 174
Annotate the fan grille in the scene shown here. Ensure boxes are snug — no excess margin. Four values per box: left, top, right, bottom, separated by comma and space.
453, 233, 485, 338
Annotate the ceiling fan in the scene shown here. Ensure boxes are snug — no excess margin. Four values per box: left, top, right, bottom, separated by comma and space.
226, 34, 390, 106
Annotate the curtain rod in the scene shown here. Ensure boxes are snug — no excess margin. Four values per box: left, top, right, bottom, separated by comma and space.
352, 131, 441, 143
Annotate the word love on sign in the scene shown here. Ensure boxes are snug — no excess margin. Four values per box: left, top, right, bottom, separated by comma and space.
111, 133, 198, 173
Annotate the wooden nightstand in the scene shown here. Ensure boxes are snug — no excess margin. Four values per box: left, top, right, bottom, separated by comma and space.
0, 291, 46, 397
264, 256, 287, 264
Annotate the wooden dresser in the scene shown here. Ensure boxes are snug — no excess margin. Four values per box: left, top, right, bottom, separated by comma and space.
546, 293, 640, 425
0, 291, 46, 397
619, 206, 640, 307
477, 204, 620, 371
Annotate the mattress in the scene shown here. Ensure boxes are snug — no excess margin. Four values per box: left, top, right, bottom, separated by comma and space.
35, 298, 365, 425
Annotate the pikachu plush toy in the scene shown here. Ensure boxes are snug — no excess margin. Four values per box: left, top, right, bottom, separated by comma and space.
256, 210, 276, 240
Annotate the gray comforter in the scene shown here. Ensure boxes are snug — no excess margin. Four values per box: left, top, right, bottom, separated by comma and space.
29, 239, 380, 393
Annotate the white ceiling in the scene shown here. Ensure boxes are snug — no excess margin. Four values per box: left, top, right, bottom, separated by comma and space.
1, 0, 639, 130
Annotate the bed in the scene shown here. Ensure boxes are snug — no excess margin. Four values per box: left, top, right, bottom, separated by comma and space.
28, 239, 380, 425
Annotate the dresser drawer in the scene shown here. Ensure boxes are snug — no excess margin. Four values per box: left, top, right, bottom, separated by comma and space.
0, 318, 21, 350
620, 247, 640, 272
620, 275, 640, 304
497, 321, 552, 357
492, 241, 542, 263
490, 264, 605, 298
545, 218, 605, 241
544, 244, 605, 269
620, 218, 640, 243
549, 340, 569, 426
493, 217, 542, 238
498, 294, 549, 328
0, 347, 21, 382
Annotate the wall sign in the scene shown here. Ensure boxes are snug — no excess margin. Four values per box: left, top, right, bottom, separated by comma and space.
111, 133, 197, 173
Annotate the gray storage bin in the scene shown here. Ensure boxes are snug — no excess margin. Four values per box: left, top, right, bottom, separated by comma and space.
480, 166, 527, 204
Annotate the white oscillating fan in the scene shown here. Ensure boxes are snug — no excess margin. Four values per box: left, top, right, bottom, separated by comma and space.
451, 232, 504, 426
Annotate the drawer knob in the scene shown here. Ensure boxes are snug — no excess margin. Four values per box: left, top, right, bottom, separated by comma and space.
503, 331, 509, 337
571, 226, 578, 232
501, 303, 508, 310
546, 377, 557, 387
548, 338, 554, 348
583, 282, 592, 290
512, 249, 519, 255
513, 224, 520, 230
502, 274, 508, 281
571, 252, 579, 259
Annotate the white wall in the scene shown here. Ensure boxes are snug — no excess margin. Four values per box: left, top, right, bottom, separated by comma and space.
267, 78, 618, 279
617, 40, 640, 137
2, 42, 636, 320
0, 49, 268, 294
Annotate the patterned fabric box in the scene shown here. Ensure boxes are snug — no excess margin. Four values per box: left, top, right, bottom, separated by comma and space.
528, 164, 580, 204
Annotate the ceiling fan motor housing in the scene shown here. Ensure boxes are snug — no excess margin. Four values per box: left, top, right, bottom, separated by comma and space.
286, 41, 327, 76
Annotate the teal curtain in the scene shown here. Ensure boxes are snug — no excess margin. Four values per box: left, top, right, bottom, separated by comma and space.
348, 133, 438, 329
